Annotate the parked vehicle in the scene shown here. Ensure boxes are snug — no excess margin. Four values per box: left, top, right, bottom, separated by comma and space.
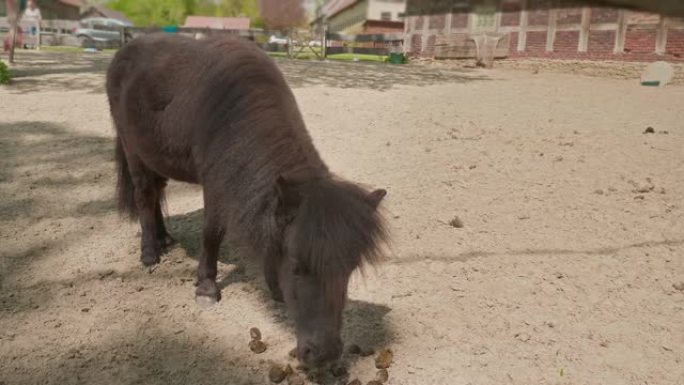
268, 35, 288, 45
268, 35, 312, 47
74, 17, 132, 48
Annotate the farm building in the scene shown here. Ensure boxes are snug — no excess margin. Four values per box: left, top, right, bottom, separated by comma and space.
403, 0, 684, 62
81, 5, 132, 25
183, 16, 250, 30
0, 0, 82, 20
317, 0, 407, 34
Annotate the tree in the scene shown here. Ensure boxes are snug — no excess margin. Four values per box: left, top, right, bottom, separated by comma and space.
258, 0, 306, 57
107, 0, 196, 26
5, 0, 20, 63
215, 0, 258, 18
258, 0, 305, 30
107, 0, 265, 28
194, 0, 263, 27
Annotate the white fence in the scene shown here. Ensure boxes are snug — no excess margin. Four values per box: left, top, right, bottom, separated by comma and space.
1, 18, 80, 47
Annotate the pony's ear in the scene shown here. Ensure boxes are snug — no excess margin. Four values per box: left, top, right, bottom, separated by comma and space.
275, 175, 302, 211
366, 189, 387, 210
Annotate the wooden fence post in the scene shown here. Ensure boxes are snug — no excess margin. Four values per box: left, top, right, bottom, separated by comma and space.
546, 7, 557, 52
578, 7, 591, 52
322, 23, 327, 59
518, 0, 528, 52
655, 16, 668, 55
614, 9, 626, 53
37, 21, 41, 50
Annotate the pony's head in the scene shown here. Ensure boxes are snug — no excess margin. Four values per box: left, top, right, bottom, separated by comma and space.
273, 176, 387, 367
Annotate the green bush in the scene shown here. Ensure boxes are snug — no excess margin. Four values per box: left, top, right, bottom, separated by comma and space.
0, 60, 10, 85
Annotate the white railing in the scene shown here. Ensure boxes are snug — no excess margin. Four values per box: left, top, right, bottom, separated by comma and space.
1, 18, 80, 47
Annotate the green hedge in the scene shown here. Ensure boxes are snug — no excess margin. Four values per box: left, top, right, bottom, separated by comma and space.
0, 60, 10, 85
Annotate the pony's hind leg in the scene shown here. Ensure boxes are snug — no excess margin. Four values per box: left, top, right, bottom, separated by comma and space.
128, 159, 164, 267
154, 181, 175, 249
195, 196, 224, 306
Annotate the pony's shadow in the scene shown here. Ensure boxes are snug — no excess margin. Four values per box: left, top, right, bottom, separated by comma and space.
166, 209, 394, 356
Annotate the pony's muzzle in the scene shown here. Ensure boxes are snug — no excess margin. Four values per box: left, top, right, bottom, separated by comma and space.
297, 337, 343, 367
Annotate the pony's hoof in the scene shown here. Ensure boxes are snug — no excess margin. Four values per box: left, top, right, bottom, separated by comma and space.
159, 233, 176, 249
195, 295, 217, 308
142, 265, 157, 274
140, 253, 160, 267
195, 279, 220, 305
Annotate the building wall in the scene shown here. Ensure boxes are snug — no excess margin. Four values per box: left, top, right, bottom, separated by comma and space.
328, 0, 369, 33
0, 2, 79, 20
404, 0, 684, 62
328, 0, 406, 33
363, 20, 404, 34
37, 1, 81, 20
367, 0, 406, 22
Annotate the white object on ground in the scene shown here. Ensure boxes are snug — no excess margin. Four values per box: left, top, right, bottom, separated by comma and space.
641, 61, 674, 86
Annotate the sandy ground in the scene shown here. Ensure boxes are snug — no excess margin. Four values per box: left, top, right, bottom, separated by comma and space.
1, 51, 683, 385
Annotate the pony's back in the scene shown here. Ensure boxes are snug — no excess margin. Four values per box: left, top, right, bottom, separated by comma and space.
107, 33, 329, 248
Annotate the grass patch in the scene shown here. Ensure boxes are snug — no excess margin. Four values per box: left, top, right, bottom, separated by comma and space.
267, 51, 389, 63
41, 46, 118, 53
268, 51, 313, 59
41, 46, 82, 53
0, 60, 11, 85
268, 50, 321, 60
327, 53, 388, 62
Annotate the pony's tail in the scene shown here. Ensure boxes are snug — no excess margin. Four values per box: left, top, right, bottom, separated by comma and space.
115, 136, 138, 220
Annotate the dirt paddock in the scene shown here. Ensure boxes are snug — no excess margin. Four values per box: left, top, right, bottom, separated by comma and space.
1, 51, 683, 385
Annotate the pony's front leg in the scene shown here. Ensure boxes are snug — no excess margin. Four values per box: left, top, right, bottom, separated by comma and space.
195, 206, 224, 307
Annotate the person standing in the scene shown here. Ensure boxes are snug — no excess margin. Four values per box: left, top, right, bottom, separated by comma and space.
22, 0, 42, 50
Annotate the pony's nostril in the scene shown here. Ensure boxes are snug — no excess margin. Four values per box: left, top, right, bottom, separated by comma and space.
299, 344, 318, 362
298, 340, 344, 365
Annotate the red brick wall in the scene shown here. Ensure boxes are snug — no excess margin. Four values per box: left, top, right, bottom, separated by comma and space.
588, 30, 615, 53
404, 4, 684, 62
554, 31, 580, 53
666, 29, 684, 56
526, 0, 551, 25
501, 1, 521, 27
526, 31, 548, 53
414, 15, 423, 30
624, 27, 656, 54
451, 13, 468, 29
509, 31, 519, 51
626, 12, 659, 24
557, 8, 582, 25
590, 8, 619, 24
410, 34, 421, 54
501, 11, 520, 27
424, 34, 436, 56
364, 25, 405, 34
429, 14, 445, 30
528, 8, 550, 26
